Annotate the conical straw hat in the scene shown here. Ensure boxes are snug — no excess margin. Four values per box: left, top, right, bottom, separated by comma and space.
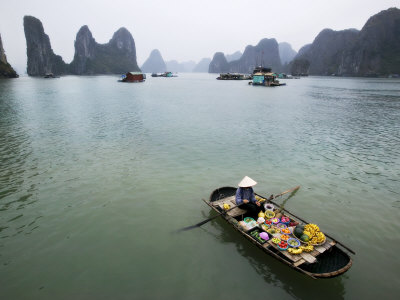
238, 176, 257, 187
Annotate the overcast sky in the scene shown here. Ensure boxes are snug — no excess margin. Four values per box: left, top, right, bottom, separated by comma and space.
0, 0, 398, 73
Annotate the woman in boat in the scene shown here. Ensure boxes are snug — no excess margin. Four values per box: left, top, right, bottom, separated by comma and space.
235, 176, 261, 216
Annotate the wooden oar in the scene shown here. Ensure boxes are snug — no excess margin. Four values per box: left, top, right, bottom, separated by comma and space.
177, 185, 300, 232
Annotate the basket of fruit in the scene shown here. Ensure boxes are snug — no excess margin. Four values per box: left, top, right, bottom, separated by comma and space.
264, 210, 275, 219
276, 223, 287, 230
242, 217, 257, 231
280, 234, 290, 241
281, 227, 292, 235
271, 237, 281, 244
280, 216, 290, 225
295, 223, 327, 245
270, 217, 280, 224
260, 223, 270, 232
244, 217, 255, 223
277, 240, 288, 250
267, 226, 279, 235
287, 238, 301, 248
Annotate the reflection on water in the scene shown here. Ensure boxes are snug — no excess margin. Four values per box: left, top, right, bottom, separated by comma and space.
0, 81, 40, 240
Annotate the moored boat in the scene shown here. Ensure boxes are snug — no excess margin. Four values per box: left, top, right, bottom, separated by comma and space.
250, 66, 286, 86
119, 72, 146, 82
216, 73, 252, 80
151, 71, 177, 77
43, 73, 59, 78
204, 186, 354, 279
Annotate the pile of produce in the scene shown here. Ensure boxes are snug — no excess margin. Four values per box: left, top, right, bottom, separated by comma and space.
271, 237, 281, 244
280, 216, 290, 223
265, 211, 275, 219
299, 245, 314, 252
293, 223, 325, 245
278, 240, 288, 250
267, 227, 279, 235
288, 248, 303, 255
280, 234, 290, 241
288, 238, 300, 247
287, 243, 314, 254
250, 230, 267, 243
303, 224, 326, 245
260, 223, 270, 232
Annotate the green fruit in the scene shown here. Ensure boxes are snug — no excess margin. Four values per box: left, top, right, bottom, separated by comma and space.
294, 225, 304, 238
300, 234, 310, 242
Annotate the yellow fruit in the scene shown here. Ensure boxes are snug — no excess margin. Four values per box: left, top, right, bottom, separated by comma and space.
223, 203, 230, 210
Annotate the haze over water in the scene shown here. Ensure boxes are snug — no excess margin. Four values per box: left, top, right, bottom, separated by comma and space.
0, 74, 399, 299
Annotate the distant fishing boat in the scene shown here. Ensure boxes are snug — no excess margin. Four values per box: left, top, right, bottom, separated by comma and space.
43, 73, 59, 78
249, 66, 286, 86
118, 72, 146, 83
216, 73, 252, 80
151, 71, 177, 78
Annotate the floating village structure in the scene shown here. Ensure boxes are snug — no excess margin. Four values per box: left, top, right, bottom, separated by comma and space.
119, 72, 146, 82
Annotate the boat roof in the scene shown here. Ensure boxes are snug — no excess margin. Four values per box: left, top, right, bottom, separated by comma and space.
253, 72, 275, 76
127, 72, 144, 75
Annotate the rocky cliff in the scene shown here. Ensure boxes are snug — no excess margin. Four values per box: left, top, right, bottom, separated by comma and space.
232, 38, 282, 73
291, 28, 359, 75
193, 58, 211, 72
0, 34, 18, 78
226, 51, 242, 62
290, 7, 400, 76
343, 7, 400, 76
24, 16, 68, 76
166, 60, 196, 72
70, 26, 140, 74
279, 42, 297, 65
141, 49, 166, 73
208, 52, 229, 73
209, 38, 282, 74
24, 16, 140, 76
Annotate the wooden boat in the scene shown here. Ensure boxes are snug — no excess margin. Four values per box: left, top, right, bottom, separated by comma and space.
250, 66, 285, 86
204, 186, 354, 279
151, 71, 177, 77
118, 72, 146, 82
43, 73, 59, 78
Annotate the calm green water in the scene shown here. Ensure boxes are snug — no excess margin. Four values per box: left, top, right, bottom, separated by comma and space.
0, 74, 399, 299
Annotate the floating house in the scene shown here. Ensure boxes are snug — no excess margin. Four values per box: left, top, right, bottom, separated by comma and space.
151, 72, 177, 77
119, 72, 146, 82
250, 66, 285, 86
216, 73, 252, 80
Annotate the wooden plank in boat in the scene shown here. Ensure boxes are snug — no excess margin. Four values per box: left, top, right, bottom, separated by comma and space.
322, 240, 336, 250
310, 249, 322, 257
315, 246, 326, 254
294, 259, 306, 267
212, 196, 247, 217
263, 243, 272, 250
300, 252, 317, 263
